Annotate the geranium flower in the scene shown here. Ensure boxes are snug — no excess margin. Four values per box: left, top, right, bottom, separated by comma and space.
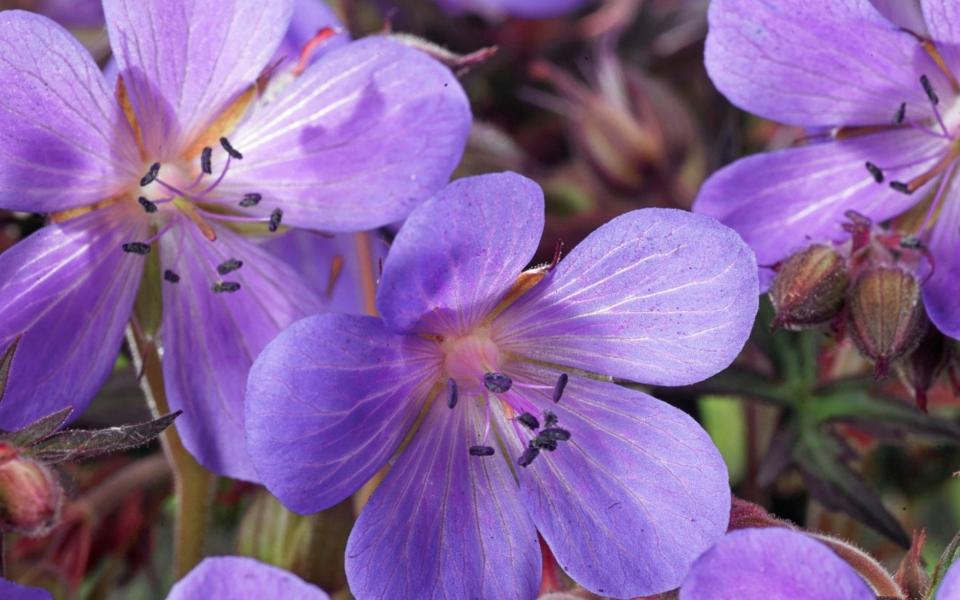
679, 528, 874, 600
168, 556, 329, 600
0, 0, 471, 479
695, 0, 960, 338
246, 172, 758, 598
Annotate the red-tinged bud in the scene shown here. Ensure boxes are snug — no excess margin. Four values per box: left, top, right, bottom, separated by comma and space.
770, 244, 849, 330
728, 496, 794, 531
847, 267, 928, 378
896, 326, 953, 412
813, 533, 902, 598
895, 530, 929, 600
0, 445, 63, 537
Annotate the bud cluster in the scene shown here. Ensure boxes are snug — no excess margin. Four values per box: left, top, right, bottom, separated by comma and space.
769, 212, 954, 403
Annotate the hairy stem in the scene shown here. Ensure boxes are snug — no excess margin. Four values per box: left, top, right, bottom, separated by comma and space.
126, 323, 214, 580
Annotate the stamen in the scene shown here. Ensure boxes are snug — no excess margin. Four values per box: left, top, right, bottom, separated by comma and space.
921, 74, 939, 105
552, 373, 568, 403
325, 255, 344, 298
483, 372, 512, 394
219, 137, 244, 160
890, 181, 912, 194
517, 412, 540, 430
200, 147, 213, 175
213, 281, 241, 293
890, 145, 960, 194
138, 196, 159, 213
447, 378, 458, 409
543, 410, 558, 428
140, 163, 161, 187
518, 444, 540, 467
216, 258, 243, 275
121, 242, 151, 255
895, 102, 906, 125
532, 437, 558, 451
163, 269, 181, 283
269, 208, 283, 232
239, 193, 262, 208
539, 427, 571, 442
469, 445, 495, 457
865, 162, 884, 183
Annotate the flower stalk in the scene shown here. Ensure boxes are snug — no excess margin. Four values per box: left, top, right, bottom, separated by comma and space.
126, 323, 214, 579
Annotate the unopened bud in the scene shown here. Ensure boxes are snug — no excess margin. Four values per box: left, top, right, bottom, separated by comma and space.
848, 267, 928, 378
770, 244, 849, 330
0, 445, 63, 537
896, 327, 952, 412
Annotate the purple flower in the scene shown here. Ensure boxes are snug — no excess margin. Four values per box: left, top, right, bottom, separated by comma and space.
167, 556, 330, 600
0, 579, 50, 600
679, 528, 874, 600
940, 558, 960, 599
245, 172, 758, 598
434, 0, 590, 20
18, 0, 104, 29
695, 0, 960, 338
0, 1, 470, 480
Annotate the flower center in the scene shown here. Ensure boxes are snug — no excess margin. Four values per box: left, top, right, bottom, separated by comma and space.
119, 137, 285, 293
441, 328, 502, 385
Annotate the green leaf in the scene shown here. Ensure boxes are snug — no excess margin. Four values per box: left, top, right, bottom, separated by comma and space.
0, 336, 21, 405
29, 411, 181, 464
3, 407, 74, 446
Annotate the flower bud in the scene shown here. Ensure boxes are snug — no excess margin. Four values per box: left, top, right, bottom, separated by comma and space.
0, 445, 63, 537
847, 267, 928, 378
896, 326, 952, 411
770, 244, 849, 330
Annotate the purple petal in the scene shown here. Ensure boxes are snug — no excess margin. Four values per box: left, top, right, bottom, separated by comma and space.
168, 556, 329, 600
245, 314, 437, 511
938, 559, 960, 599
346, 396, 539, 600
679, 528, 873, 600
223, 37, 471, 232
0, 580, 51, 600
0, 11, 138, 213
436, 0, 589, 19
0, 207, 147, 430
378, 172, 544, 335
922, 1, 960, 79
923, 176, 960, 338
35, 0, 105, 29
102, 0, 293, 159
159, 221, 323, 481
705, 0, 936, 126
273, 0, 349, 68
261, 230, 387, 315
501, 371, 730, 597
870, 0, 927, 34
694, 129, 943, 289
497, 208, 757, 386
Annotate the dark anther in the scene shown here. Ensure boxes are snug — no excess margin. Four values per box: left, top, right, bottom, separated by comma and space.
921, 74, 939, 105
864, 162, 884, 184
219, 137, 244, 159
552, 373, 568, 403
539, 427, 571, 442
200, 146, 213, 174
469, 445, 495, 457
543, 410, 558, 428
139, 162, 161, 187
531, 437, 558, 451
518, 444, 540, 468
213, 281, 241, 293
138, 196, 158, 213
900, 236, 923, 249
483, 372, 512, 394
447, 378, 458, 409
239, 193, 262, 208
216, 258, 244, 275
895, 102, 906, 124
890, 181, 913, 195
517, 412, 540, 430
163, 269, 181, 283
121, 242, 151, 255
269, 208, 283, 232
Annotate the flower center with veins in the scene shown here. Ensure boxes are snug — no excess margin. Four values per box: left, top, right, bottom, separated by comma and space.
438, 326, 572, 467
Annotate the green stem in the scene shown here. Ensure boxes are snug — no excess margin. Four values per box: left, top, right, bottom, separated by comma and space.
126, 324, 214, 580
